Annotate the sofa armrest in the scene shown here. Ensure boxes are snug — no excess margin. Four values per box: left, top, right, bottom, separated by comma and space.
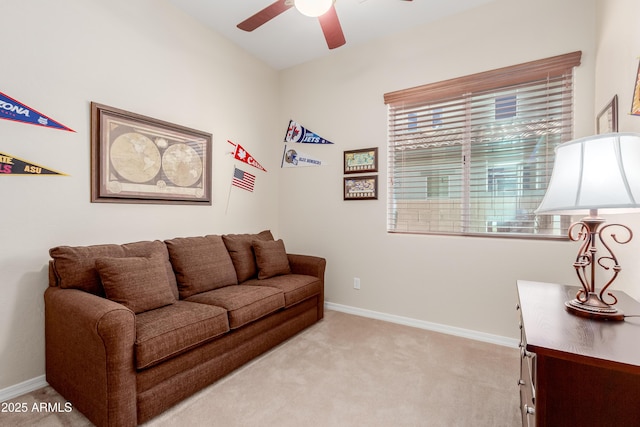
287, 254, 326, 280
45, 286, 137, 427
287, 254, 326, 319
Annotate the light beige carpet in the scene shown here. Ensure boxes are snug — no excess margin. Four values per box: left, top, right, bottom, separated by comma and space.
2, 310, 520, 426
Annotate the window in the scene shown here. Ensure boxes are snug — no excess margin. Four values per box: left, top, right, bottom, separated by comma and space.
384, 51, 581, 238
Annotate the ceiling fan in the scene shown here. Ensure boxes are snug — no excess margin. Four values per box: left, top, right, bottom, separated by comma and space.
237, 0, 413, 50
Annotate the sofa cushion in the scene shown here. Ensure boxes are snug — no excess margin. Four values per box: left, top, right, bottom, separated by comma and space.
243, 274, 321, 308
253, 239, 291, 279
135, 301, 230, 369
222, 230, 274, 283
165, 235, 238, 299
95, 255, 176, 314
185, 285, 284, 329
50, 240, 178, 297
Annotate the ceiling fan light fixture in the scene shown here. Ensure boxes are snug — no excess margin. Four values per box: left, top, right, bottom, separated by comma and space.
294, 0, 334, 17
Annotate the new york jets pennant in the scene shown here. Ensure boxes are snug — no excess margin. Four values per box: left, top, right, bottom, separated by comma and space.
284, 120, 334, 144
0, 152, 68, 175
0, 91, 74, 132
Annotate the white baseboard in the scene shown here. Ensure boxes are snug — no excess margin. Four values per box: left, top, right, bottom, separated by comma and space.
325, 302, 519, 348
0, 375, 48, 402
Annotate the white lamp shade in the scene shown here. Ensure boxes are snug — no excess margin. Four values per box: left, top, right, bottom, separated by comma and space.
535, 132, 640, 215
294, 0, 333, 17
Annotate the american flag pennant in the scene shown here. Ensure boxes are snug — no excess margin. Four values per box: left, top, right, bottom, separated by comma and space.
232, 167, 255, 192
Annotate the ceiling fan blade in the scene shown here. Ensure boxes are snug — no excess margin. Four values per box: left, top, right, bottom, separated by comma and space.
237, 0, 293, 32
318, 6, 346, 50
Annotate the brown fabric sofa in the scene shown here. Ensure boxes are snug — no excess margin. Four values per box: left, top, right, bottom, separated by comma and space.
44, 230, 325, 426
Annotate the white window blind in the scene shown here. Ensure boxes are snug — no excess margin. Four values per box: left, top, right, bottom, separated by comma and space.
384, 51, 582, 238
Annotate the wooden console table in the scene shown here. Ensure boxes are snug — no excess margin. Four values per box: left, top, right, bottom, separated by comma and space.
516, 280, 640, 427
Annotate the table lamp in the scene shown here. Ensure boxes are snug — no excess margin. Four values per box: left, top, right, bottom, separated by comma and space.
535, 132, 640, 320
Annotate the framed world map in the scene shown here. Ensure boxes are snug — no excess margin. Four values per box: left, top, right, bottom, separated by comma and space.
91, 102, 212, 205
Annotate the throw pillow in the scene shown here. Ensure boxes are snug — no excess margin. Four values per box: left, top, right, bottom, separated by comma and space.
121, 240, 179, 300
223, 230, 274, 282
49, 244, 125, 295
253, 239, 291, 280
95, 255, 176, 314
49, 240, 177, 297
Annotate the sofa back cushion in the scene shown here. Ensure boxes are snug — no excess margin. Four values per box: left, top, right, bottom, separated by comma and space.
95, 255, 176, 314
222, 230, 274, 283
165, 235, 238, 299
253, 239, 291, 279
49, 240, 178, 297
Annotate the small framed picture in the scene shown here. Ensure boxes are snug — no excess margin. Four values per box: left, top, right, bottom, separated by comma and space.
596, 95, 618, 133
344, 147, 378, 174
344, 175, 378, 200
91, 102, 212, 205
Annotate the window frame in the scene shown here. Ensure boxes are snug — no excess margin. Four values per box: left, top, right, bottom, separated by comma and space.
384, 51, 582, 239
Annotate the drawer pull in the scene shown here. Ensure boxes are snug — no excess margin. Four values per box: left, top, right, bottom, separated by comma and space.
524, 404, 535, 415
518, 379, 526, 386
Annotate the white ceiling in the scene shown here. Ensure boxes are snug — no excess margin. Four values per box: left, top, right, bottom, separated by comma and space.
168, 0, 496, 70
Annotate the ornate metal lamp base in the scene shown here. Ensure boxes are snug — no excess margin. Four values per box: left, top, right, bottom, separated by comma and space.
565, 292, 624, 321
563, 213, 632, 322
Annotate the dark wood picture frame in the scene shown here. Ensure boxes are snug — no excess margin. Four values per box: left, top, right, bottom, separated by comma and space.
91, 102, 212, 205
344, 175, 378, 200
596, 95, 618, 133
344, 147, 378, 174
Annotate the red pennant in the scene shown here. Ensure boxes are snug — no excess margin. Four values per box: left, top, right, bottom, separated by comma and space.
228, 140, 267, 172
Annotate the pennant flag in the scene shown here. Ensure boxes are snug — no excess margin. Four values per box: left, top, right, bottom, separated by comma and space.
281, 145, 325, 168
0, 91, 74, 132
228, 140, 267, 172
232, 167, 255, 192
284, 120, 334, 144
0, 152, 67, 175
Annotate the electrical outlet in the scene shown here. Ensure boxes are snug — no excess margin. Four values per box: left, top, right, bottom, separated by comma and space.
354, 277, 361, 290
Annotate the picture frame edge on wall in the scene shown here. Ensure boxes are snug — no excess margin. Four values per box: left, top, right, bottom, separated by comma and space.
596, 94, 619, 134
343, 147, 378, 174
90, 102, 213, 205
343, 175, 378, 201
631, 58, 640, 116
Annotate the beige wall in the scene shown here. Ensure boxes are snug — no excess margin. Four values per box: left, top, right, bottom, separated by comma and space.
278, 0, 600, 340
0, 0, 281, 391
3, 0, 638, 395
593, 0, 640, 300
